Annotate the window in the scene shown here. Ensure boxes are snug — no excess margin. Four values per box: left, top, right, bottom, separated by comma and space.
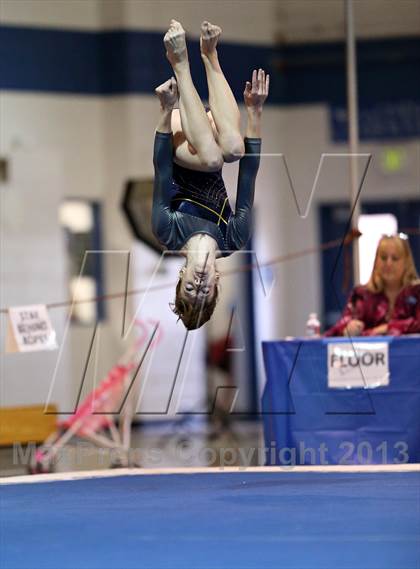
59, 200, 105, 324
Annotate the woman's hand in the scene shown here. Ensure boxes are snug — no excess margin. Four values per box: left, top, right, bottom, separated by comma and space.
369, 323, 389, 336
244, 69, 269, 112
344, 319, 365, 337
155, 77, 178, 111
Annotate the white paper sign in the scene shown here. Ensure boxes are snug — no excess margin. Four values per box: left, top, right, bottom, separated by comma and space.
328, 342, 389, 389
6, 304, 58, 353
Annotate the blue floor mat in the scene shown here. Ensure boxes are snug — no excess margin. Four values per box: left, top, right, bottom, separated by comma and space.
1, 471, 419, 569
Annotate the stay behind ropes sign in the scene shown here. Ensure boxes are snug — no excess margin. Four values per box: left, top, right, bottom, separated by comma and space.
6, 305, 58, 353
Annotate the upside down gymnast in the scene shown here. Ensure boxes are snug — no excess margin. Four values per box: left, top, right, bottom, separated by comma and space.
152, 20, 269, 330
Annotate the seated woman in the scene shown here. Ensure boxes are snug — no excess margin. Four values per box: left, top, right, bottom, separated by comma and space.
325, 233, 420, 337
152, 20, 269, 330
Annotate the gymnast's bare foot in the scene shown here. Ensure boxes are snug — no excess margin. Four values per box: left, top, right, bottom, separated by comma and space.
164, 20, 188, 67
200, 21, 222, 58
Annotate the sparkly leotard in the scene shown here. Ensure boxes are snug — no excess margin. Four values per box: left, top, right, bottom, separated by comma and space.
152, 132, 261, 256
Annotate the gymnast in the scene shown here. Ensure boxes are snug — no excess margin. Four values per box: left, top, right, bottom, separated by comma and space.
325, 234, 420, 336
152, 20, 269, 330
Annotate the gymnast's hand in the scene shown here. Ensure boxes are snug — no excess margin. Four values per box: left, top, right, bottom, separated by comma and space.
244, 69, 270, 113
155, 77, 178, 111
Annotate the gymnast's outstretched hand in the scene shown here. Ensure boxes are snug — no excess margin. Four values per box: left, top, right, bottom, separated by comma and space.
243, 69, 269, 137
244, 68, 270, 112
155, 77, 178, 133
155, 77, 179, 111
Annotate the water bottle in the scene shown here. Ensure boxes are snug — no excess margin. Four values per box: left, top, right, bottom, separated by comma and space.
306, 312, 321, 338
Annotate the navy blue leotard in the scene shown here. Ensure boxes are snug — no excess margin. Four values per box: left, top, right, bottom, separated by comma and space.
152, 131, 261, 257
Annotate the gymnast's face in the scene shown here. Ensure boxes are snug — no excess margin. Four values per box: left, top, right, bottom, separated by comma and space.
180, 262, 219, 302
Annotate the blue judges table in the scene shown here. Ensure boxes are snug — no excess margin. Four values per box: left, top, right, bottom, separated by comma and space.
262, 336, 420, 465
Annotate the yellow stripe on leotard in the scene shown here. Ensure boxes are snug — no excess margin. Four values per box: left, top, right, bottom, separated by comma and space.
171, 198, 229, 226
217, 198, 229, 226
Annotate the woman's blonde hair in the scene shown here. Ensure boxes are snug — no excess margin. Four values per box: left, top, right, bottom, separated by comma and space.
366, 234, 419, 293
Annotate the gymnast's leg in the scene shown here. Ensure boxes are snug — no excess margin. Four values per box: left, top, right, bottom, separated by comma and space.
200, 21, 245, 162
164, 20, 223, 172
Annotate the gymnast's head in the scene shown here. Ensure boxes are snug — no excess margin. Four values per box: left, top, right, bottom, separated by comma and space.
172, 262, 220, 330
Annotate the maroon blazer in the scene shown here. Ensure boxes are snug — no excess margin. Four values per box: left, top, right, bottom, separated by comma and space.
324, 283, 420, 337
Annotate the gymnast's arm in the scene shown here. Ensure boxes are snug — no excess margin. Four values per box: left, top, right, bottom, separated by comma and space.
227, 136, 261, 249
228, 73, 268, 249
152, 80, 178, 244
152, 130, 174, 244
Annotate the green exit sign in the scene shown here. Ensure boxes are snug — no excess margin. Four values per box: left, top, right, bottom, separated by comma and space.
381, 148, 406, 173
